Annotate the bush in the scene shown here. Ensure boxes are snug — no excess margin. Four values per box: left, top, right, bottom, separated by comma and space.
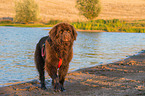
76, 0, 101, 20
46, 20, 62, 25
15, 0, 39, 24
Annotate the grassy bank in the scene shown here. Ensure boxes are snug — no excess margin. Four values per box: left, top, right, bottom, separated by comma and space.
72, 19, 145, 33
0, 24, 52, 27
0, 20, 61, 27
0, 19, 145, 33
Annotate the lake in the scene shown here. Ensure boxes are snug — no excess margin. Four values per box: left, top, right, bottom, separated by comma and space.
0, 26, 145, 87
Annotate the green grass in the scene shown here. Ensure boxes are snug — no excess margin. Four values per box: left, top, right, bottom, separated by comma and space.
0, 24, 52, 27
0, 19, 145, 33
45, 20, 62, 25
71, 19, 145, 33
0, 20, 61, 27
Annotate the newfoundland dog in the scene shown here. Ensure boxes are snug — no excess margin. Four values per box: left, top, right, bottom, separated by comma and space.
34, 23, 77, 92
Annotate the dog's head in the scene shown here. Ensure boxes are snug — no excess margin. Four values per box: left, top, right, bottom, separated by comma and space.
49, 23, 77, 44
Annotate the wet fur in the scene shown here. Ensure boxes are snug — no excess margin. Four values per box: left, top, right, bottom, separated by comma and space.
34, 23, 77, 92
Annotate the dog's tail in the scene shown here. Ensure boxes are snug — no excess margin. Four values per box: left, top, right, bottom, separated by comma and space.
34, 43, 45, 74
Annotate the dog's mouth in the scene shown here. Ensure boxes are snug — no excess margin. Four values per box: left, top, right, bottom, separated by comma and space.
62, 36, 71, 42
62, 40, 71, 44
60, 39, 71, 46
63, 38, 71, 42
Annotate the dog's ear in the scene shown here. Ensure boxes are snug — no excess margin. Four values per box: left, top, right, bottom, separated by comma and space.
49, 25, 57, 41
71, 25, 77, 40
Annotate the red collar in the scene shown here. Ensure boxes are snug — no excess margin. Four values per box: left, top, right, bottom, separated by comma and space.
41, 43, 62, 68
58, 58, 63, 68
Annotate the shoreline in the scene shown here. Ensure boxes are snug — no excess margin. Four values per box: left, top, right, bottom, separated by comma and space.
44, 29, 108, 33
1, 50, 145, 96
76, 29, 107, 32
1, 18, 145, 33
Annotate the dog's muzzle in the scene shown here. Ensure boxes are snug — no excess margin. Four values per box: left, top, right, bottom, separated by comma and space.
62, 32, 71, 42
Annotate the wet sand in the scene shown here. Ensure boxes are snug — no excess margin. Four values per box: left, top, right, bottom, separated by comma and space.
1, 50, 145, 96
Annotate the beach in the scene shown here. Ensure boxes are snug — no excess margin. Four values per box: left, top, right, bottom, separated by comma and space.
1, 50, 145, 96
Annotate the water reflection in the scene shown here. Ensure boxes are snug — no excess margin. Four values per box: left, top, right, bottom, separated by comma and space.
71, 32, 145, 71
0, 27, 49, 86
73, 32, 101, 67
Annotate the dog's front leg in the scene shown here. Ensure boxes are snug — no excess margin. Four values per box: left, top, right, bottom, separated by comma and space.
52, 74, 60, 92
59, 65, 69, 92
45, 62, 61, 92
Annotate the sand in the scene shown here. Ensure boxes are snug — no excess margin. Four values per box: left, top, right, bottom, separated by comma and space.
1, 50, 145, 96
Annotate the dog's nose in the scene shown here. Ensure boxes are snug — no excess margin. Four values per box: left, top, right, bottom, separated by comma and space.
63, 32, 71, 41
64, 35, 69, 41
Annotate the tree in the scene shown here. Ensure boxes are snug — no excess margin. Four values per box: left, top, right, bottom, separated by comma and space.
15, 0, 39, 23
76, 0, 101, 20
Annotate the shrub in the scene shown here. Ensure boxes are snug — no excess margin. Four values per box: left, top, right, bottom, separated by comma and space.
15, 0, 39, 24
46, 20, 62, 25
76, 0, 101, 20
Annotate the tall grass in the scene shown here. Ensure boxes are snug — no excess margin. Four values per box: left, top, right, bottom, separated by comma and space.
45, 20, 62, 26
0, 19, 145, 33
0, 20, 13, 24
71, 19, 145, 33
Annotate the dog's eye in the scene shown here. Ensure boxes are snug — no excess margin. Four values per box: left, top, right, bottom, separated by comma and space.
60, 31, 63, 34
56, 35, 59, 39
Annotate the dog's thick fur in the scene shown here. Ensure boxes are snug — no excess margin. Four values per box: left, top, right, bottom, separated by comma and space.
34, 23, 77, 92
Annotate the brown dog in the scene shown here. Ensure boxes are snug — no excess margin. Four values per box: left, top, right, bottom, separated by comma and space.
34, 23, 77, 92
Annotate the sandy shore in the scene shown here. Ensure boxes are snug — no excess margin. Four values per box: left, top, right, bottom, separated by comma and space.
1, 50, 145, 96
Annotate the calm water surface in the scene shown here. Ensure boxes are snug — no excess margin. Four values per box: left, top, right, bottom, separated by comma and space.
0, 26, 145, 86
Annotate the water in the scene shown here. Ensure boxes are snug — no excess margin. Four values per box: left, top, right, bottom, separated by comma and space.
0, 26, 145, 86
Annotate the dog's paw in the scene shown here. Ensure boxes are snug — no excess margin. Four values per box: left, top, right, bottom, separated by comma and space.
54, 83, 61, 92
53, 78, 61, 92
61, 87, 66, 92
41, 84, 47, 90
41, 86, 47, 90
